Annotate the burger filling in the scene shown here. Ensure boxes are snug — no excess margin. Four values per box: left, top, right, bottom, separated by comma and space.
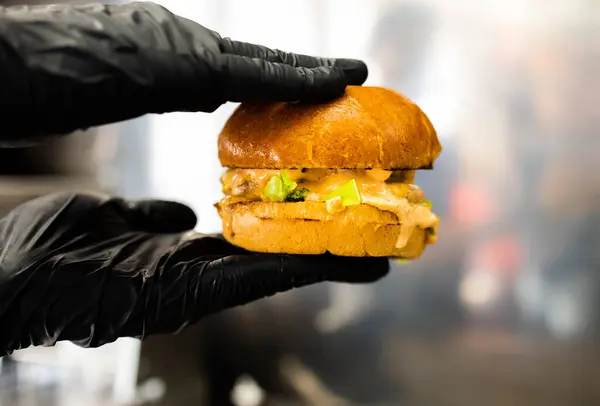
220, 169, 438, 248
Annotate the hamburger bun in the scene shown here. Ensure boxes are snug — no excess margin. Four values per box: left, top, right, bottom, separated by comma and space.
218, 86, 441, 170
216, 200, 427, 257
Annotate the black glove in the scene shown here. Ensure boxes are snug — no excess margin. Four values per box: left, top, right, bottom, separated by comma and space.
0, 1, 368, 145
0, 192, 388, 356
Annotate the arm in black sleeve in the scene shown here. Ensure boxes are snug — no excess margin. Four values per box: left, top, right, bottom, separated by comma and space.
0, 2, 367, 147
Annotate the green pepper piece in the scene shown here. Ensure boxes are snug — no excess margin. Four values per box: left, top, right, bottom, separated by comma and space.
263, 175, 286, 202
324, 179, 361, 206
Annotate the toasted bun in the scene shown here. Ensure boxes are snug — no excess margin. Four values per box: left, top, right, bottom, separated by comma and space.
218, 86, 441, 170
216, 200, 427, 258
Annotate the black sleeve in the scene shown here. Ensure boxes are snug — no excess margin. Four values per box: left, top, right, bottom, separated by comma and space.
0, 2, 214, 147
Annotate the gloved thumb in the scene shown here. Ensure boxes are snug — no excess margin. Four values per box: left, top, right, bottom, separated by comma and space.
125, 199, 198, 233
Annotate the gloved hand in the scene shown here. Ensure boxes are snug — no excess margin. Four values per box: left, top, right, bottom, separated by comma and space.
0, 1, 368, 144
0, 192, 388, 356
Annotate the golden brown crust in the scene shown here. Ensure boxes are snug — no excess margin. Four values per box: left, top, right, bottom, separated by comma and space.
216, 200, 429, 258
218, 86, 441, 170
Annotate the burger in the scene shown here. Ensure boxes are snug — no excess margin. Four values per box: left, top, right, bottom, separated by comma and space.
215, 86, 441, 258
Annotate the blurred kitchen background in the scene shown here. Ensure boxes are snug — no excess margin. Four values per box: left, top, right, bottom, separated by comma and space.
1, 0, 600, 405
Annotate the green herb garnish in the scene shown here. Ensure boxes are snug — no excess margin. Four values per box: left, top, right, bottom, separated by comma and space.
285, 188, 309, 202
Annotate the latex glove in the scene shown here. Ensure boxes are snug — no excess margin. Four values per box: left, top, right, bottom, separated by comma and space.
0, 2, 368, 145
0, 192, 388, 356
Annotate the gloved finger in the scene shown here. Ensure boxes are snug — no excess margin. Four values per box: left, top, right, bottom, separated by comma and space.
220, 39, 368, 85
125, 199, 198, 233
281, 254, 390, 284
177, 232, 250, 258
197, 254, 389, 313
220, 39, 335, 67
216, 54, 350, 103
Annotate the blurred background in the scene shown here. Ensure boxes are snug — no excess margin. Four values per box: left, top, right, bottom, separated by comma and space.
1, 0, 600, 405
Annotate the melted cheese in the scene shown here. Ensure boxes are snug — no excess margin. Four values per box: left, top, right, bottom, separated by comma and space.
325, 196, 345, 214
221, 169, 438, 248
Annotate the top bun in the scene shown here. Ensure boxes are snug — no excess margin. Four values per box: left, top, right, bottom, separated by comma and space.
218, 86, 441, 170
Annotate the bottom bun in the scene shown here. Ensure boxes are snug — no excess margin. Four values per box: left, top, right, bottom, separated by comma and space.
216, 201, 428, 258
